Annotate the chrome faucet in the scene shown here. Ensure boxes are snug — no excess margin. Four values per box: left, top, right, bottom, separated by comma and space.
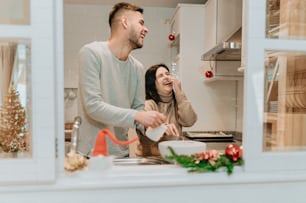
65, 116, 88, 172
70, 116, 82, 152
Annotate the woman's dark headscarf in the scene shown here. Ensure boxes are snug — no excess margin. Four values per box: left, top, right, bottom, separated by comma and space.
145, 63, 174, 104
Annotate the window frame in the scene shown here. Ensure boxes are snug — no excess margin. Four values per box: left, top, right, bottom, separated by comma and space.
2, 0, 306, 185
0, 0, 57, 184
243, 0, 306, 172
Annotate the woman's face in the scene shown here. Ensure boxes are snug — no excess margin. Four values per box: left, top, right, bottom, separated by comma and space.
155, 66, 173, 95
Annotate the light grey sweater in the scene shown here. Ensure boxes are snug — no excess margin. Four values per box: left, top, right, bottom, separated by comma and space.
77, 41, 145, 157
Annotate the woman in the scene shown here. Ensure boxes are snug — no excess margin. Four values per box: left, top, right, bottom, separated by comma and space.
138, 63, 197, 156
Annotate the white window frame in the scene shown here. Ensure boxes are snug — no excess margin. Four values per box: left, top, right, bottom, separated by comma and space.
0, 0, 58, 184
243, 0, 306, 172
2, 0, 306, 186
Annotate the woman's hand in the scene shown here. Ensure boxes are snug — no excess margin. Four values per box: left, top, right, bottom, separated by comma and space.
164, 123, 179, 137
171, 77, 182, 92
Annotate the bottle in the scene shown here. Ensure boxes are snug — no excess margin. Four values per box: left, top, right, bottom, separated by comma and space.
170, 62, 179, 92
170, 62, 179, 79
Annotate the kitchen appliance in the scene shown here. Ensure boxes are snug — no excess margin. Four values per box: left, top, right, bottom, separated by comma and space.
201, 27, 243, 80
183, 131, 242, 153
201, 27, 242, 61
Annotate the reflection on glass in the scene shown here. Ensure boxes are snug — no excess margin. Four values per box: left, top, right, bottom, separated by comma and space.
264, 50, 306, 152
266, 0, 306, 39
0, 40, 32, 158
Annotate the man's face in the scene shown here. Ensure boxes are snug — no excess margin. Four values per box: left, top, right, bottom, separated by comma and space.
127, 11, 149, 49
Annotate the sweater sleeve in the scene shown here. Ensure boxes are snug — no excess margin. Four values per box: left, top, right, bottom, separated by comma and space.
174, 89, 198, 127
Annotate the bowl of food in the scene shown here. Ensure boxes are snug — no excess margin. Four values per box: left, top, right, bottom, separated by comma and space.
158, 140, 206, 161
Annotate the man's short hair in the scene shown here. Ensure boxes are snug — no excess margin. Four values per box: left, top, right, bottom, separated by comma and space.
109, 2, 143, 27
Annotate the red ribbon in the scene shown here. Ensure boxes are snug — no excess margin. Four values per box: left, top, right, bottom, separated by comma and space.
92, 129, 139, 156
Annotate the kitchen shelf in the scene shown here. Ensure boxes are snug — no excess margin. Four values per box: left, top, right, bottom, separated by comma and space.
201, 42, 241, 61
202, 74, 243, 83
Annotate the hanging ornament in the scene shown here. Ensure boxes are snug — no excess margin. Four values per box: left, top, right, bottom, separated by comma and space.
168, 33, 175, 41
168, 31, 175, 41
205, 70, 214, 78
205, 59, 214, 78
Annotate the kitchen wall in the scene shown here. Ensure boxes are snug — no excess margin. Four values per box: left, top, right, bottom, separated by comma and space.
64, 3, 243, 132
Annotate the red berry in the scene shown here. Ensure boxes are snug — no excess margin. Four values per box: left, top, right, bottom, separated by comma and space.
225, 144, 243, 162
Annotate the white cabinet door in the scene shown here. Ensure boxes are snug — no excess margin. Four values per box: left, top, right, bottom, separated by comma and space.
217, 0, 243, 42
203, 0, 217, 52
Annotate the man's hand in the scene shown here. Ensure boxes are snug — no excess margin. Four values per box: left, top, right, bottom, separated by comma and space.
135, 111, 166, 128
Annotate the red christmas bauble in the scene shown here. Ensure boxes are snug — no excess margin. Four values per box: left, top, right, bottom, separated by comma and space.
205, 70, 213, 78
225, 144, 243, 162
168, 34, 175, 41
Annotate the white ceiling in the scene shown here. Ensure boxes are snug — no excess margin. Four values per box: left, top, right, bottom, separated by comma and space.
64, 0, 206, 8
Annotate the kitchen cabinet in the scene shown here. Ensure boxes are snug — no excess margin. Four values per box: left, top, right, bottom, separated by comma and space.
169, 4, 204, 80
169, 4, 240, 132
202, 0, 243, 82
203, 0, 242, 52
169, 4, 210, 132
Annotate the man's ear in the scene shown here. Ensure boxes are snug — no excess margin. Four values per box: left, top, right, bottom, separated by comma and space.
121, 17, 128, 29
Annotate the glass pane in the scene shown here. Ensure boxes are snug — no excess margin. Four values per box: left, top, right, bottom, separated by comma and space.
0, 0, 30, 25
264, 50, 306, 152
0, 39, 32, 158
266, 0, 306, 39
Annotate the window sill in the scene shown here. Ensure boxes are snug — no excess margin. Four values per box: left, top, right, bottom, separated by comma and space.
2, 164, 306, 193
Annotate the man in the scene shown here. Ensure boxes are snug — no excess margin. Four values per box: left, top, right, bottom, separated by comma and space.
77, 2, 166, 158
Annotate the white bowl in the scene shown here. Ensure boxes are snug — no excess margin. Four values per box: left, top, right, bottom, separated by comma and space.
158, 140, 206, 161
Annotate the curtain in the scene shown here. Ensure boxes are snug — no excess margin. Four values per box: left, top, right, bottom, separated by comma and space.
0, 42, 17, 105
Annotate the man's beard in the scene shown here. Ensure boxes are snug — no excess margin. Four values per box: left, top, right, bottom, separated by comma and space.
129, 39, 143, 49
129, 31, 144, 49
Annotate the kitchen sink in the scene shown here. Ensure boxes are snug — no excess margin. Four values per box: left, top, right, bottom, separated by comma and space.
113, 157, 170, 166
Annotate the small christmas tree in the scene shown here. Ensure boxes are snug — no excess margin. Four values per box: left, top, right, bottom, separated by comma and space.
0, 85, 29, 153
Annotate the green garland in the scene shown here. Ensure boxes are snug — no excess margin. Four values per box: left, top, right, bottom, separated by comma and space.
166, 147, 244, 175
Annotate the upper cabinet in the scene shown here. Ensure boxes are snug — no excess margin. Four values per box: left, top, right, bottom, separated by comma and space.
169, 4, 205, 78
203, 0, 243, 53
202, 0, 243, 81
